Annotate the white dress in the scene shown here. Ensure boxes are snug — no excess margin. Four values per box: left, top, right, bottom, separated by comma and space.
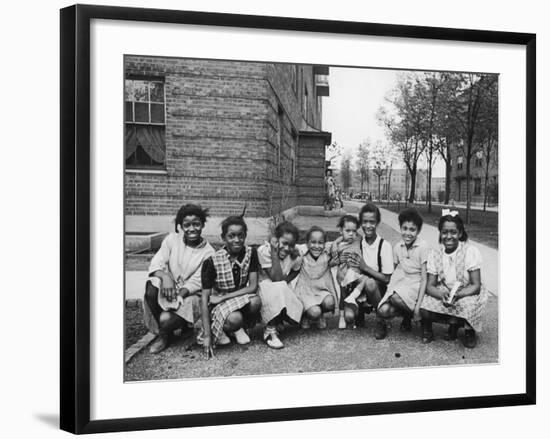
257, 242, 304, 324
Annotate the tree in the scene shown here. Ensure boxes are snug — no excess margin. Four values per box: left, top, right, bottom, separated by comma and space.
415, 73, 446, 212
448, 73, 498, 222
339, 151, 352, 193
475, 78, 498, 211
370, 140, 392, 201
355, 139, 371, 193
378, 75, 426, 203
326, 141, 342, 165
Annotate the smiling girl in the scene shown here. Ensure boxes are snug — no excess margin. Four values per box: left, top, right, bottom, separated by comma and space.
257, 221, 303, 349
419, 210, 487, 348
200, 215, 261, 358
377, 208, 428, 335
295, 226, 337, 329
143, 204, 215, 354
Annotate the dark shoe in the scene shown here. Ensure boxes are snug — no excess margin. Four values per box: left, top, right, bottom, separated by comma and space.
400, 316, 412, 332
374, 320, 387, 340
444, 323, 459, 341
149, 333, 169, 354
421, 320, 434, 344
463, 329, 477, 348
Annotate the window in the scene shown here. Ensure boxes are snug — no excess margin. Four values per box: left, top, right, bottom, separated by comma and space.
474, 150, 483, 168
457, 155, 464, 171
474, 178, 482, 195
125, 78, 166, 169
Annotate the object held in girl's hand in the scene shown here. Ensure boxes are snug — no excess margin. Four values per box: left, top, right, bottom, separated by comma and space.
447, 282, 461, 303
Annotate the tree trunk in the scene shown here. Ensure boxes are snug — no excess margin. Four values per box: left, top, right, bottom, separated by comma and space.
444, 142, 452, 205
427, 148, 433, 212
409, 165, 417, 203
377, 175, 381, 201
465, 150, 472, 224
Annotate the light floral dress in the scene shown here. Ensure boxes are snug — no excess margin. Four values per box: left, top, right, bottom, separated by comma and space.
420, 241, 487, 332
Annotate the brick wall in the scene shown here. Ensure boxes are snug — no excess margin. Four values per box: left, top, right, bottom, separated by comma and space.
125, 56, 327, 218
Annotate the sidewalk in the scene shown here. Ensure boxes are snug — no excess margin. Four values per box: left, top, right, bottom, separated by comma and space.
345, 201, 498, 296
124, 204, 498, 379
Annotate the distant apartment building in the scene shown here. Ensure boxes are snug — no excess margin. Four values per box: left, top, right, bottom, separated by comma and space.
450, 146, 498, 206
342, 168, 445, 201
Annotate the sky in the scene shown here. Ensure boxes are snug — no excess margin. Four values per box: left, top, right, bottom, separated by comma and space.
321, 66, 445, 177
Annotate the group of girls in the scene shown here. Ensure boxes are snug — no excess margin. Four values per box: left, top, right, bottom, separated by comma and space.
142, 202, 487, 358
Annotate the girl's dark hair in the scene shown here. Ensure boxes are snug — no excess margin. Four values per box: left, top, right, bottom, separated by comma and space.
306, 225, 326, 242
438, 214, 468, 242
337, 215, 359, 229
398, 207, 423, 231
358, 202, 381, 224
221, 216, 248, 237
175, 204, 209, 232
274, 221, 299, 242
220, 204, 249, 237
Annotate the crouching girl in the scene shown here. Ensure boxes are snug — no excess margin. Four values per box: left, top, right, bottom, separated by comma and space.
143, 204, 215, 354
420, 210, 487, 348
200, 215, 261, 358
295, 226, 337, 329
258, 222, 303, 349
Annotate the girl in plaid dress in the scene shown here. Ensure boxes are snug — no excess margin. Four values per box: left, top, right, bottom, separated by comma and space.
420, 210, 487, 348
258, 221, 303, 349
200, 215, 261, 358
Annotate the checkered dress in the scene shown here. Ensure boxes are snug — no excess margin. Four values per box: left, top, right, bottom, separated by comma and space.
210, 247, 253, 342
420, 242, 487, 332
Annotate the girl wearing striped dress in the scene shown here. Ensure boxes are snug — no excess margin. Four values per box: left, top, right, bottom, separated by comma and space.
200, 215, 261, 359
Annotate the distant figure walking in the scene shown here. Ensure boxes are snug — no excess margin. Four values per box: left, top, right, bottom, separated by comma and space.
324, 169, 336, 210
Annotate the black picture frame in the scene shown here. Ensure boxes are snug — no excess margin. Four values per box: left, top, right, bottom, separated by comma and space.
60, 4, 536, 434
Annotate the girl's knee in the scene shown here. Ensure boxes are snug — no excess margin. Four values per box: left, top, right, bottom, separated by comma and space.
321, 296, 335, 312
306, 306, 322, 320
248, 296, 262, 313
224, 311, 243, 331
159, 311, 172, 327
365, 278, 378, 293
377, 303, 393, 319
344, 307, 356, 323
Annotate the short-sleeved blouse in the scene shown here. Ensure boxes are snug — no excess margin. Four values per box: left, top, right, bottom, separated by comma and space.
257, 242, 301, 281
427, 243, 482, 287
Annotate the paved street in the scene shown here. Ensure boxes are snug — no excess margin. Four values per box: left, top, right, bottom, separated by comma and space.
124, 203, 499, 381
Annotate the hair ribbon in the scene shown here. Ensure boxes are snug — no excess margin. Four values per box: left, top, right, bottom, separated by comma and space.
442, 208, 459, 217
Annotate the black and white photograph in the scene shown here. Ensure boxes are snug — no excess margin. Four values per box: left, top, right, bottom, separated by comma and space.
123, 57, 499, 382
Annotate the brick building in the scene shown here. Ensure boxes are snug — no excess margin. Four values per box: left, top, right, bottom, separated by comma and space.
124, 56, 331, 236
450, 145, 498, 206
